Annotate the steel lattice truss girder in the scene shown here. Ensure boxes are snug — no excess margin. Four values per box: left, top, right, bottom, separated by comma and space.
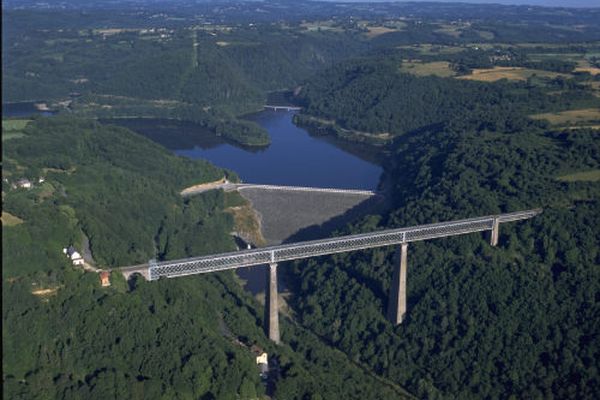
147, 209, 541, 280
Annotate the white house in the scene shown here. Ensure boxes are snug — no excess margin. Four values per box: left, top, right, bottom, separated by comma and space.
63, 246, 85, 266
255, 352, 269, 379
16, 178, 32, 189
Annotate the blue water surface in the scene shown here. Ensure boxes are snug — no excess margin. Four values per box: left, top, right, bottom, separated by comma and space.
175, 111, 382, 190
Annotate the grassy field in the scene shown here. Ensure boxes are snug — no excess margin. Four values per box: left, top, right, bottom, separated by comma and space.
2, 119, 30, 131
364, 26, 399, 38
557, 170, 600, 182
2, 132, 26, 141
530, 108, 600, 127
2, 119, 30, 141
400, 61, 455, 77
528, 51, 600, 75
574, 66, 600, 75
359, 20, 406, 38
299, 21, 344, 32
475, 30, 495, 40
1, 211, 24, 227
457, 67, 568, 82
434, 24, 463, 38
396, 44, 465, 55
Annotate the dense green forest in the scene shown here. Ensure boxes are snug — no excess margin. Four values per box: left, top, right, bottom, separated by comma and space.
294, 56, 600, 142
2, 117, 410, 399
286, 108, 600, 398
286, 30, 600, 397
2, 15, 367, 145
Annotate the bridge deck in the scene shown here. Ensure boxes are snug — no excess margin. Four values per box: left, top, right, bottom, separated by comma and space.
136, 209, 541, 280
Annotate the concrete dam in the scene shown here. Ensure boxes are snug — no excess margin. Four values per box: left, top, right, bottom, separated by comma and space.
235, 185, 381, 245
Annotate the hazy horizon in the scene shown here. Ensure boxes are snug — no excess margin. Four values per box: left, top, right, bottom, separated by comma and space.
322, 0, 600, 8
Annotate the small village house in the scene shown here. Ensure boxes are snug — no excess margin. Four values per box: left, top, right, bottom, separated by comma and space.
256, 352, 269, 379
99, 271, 111, 287
16, 178, 32, 189
63, 245, 85, 266
250, 344, 269, 379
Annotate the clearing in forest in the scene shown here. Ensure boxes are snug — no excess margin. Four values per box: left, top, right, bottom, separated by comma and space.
457, 66, 568, 82
434, 24, 463, 38
396, 44, 464, 55
530, 108, 600, 127
400, 61, 455, 77
365, 26, 399, 38
2, 119, 30, 141
2, 211, 24, 227
557, 170, 600, 182
300, 21, 344, 32
574, 66, 600, 75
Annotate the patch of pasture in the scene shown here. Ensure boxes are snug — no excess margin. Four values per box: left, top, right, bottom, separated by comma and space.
530, 108, 600, 127
557, 170, 600, 182
457, 67, 568, 82
400, 61, 455, 78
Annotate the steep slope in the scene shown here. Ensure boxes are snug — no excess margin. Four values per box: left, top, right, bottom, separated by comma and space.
2, 117, 412, 399
286, 109, 600, 398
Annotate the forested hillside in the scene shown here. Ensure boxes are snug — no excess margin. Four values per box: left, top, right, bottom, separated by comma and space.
2, 117, 410, 399
2, 26, 365, 106
2, 13, 367, 146
295, 56, 600, 142
287, 107, 600, 398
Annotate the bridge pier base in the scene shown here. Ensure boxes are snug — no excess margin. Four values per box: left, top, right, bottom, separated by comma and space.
265, 263, 280, 344
388, 243, 408, 325
490, 218, 500, 246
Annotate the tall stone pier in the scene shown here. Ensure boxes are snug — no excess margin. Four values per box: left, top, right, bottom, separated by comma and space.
388, 243, 408, 325
265, 263, 280, 343
490, 217, 500, 246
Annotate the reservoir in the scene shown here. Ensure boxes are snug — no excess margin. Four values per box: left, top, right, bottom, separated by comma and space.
110, 111, 382, 190
177, 111, 382, 189
113, 111, 384, 294
2, 102, 55, 117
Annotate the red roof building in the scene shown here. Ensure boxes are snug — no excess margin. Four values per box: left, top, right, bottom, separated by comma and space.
100, 271, 111, 287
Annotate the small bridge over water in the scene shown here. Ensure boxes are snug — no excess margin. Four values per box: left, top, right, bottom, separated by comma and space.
120, 208, 542, 343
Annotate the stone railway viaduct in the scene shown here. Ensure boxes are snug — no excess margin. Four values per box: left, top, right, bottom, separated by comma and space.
120, 203, 542, 344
